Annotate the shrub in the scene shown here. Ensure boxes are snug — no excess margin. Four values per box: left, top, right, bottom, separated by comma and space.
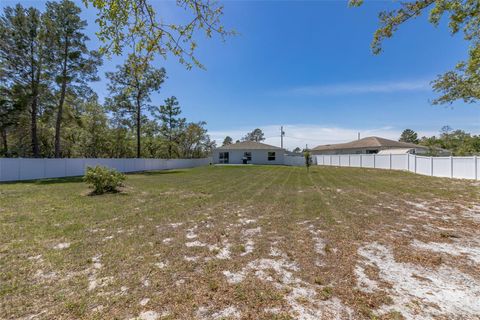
84, 166, 125, 195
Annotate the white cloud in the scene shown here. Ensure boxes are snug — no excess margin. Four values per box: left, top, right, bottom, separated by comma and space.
285, 80, 430, 96
209, 124, 438, 150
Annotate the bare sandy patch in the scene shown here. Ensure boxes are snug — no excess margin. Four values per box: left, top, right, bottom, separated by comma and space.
53, 242, 70, 250
357, 242, 480, 319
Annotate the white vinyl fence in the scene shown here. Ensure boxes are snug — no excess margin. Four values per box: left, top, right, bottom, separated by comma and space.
0, 157, 212, 182
316, 154, 479, 180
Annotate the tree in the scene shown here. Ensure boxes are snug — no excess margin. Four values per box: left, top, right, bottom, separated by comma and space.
292, 147, 302, 153
419, 126, 480, 156
44, 0, 102, 157
0, 86, 23, 156
153, 96, 186, 158
83, 0, 234, 69
77, 98, 110, 158
399, 129, 419, 144
304, 150, 312, 172
242, 128, 265, 142
350, 0, 479, 105
222, 136, 233, 146
106, 54, 166, 158
178, 121, 215, 158
0, 4, 49, 157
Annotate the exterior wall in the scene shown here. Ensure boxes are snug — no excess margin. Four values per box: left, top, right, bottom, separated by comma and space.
0, 158, 211, 182
312, 146, 431, 155
213, 149, 284, 165
316, 154, 479, 180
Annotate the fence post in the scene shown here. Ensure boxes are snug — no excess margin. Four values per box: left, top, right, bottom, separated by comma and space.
414, 155, 417, 173
450, 156, 453, 178
430, 156, 434, 176
373, 154, 376, 168
389, 154, 392, 170
360, 154, 363, 168
348, 154, 351, 167
475, 156, 478, 180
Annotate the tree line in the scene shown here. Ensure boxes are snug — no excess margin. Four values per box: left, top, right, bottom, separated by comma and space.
0, 1, 215, 159
400, 127, 480, 156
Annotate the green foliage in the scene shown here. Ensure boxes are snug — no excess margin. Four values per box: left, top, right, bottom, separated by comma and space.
242, 128, 265, 142
0, 2, 215, 160
222, 136, 233, 146
83, 0, 234, 69
106, 54, 166, 158
84, 165, 126, 194
304, 150, 312, 171
399, 129, 419, 144
152, 96, 185, 158
350, 0, 479, 105
419, 126, 480, 156
43, 0, 102, 157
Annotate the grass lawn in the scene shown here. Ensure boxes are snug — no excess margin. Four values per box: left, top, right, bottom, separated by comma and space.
1, 165, 479, 320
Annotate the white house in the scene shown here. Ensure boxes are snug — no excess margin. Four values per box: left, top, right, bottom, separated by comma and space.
213, 141, 285, 165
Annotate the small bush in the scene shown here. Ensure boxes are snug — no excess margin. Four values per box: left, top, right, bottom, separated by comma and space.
84, 166, 125, 195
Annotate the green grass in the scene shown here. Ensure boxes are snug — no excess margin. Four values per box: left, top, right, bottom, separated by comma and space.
0, 165, 478, 319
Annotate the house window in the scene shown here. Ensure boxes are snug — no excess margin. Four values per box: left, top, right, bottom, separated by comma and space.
268, 152, 276, 161
219, 152, 229, 164
366, 150, 378, 154
243, 152, 252, 161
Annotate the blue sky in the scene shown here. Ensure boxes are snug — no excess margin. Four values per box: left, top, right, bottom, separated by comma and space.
3, 0, 479, 149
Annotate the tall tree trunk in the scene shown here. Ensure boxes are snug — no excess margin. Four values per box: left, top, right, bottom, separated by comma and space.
54, 40, 69, 158
136, 100, 141, 158
30, 46, 40, 158
1, 128, 7, 156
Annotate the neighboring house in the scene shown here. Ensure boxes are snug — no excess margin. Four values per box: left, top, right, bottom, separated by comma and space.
311, 136, 451, 156
213, 141, 285, 165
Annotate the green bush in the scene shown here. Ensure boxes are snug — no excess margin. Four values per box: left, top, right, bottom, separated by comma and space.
84, 166, 126, 194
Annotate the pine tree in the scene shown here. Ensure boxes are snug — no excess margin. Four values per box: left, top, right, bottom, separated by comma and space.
153, 96, 185, 158
106, 54, 165, 158
44, 0, 102, 157
0, 5, 49, 157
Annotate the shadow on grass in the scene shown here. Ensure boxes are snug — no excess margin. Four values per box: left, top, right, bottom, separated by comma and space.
1, 169, 187, 185
141, 169, 186, 176
1, 176, 85, 185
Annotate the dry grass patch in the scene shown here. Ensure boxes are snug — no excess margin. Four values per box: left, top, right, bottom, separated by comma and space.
1, 166, 479, 319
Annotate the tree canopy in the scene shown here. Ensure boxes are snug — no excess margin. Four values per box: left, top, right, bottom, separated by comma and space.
399, 129, 419, 144
0, 2, 214, 159
242, 128, 265, 142
83, 0, 234, 69
350, 0, 479, 105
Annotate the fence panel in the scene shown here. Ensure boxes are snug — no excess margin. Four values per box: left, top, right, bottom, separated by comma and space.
375, 155, 390, 169
331, 155, 340, 166
284, 156, 305, 166
392, 155, 408, 170
350, 155, 361, 167
45, 159, 67, 178
314, 153, 477, 180
0, 157, 211, 182
432, 157, 451, 178
453, 157, 476, 179
1, 158, 20, 181
362, 155, 375, 168
339, 155, 349, 167
416, 156, 432, 176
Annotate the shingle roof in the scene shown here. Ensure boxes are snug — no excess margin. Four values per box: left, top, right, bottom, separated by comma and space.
312, 136, 425, 151
217, 141, 283, 150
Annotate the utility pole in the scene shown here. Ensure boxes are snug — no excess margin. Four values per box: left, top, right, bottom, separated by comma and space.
280, 126, 285, 149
